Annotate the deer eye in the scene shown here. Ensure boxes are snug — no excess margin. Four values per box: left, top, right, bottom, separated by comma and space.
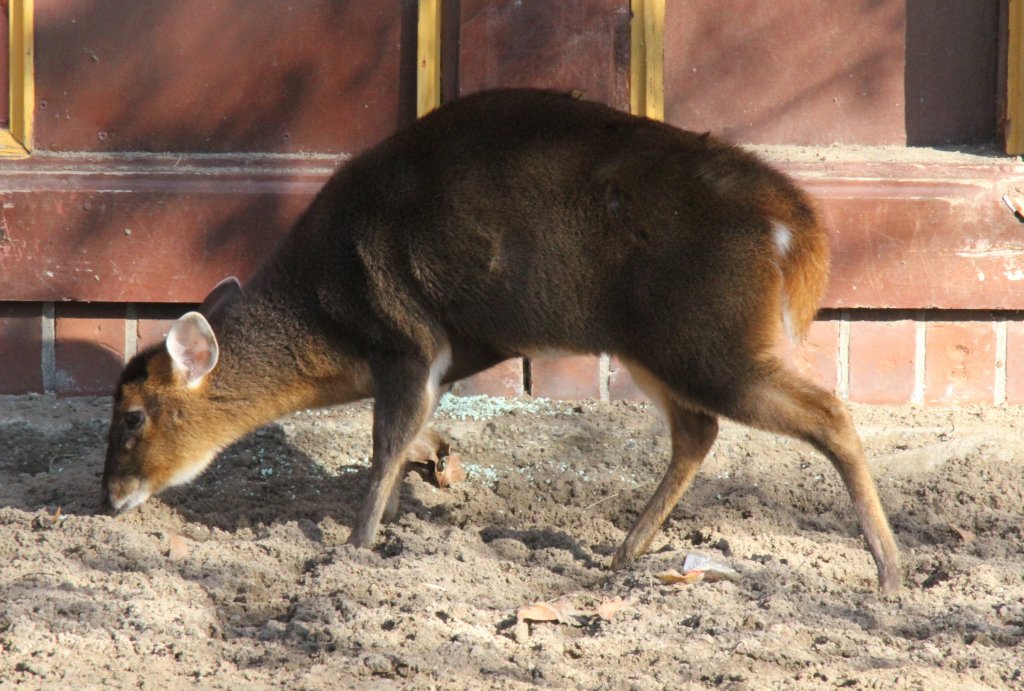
124, 410, 145, 430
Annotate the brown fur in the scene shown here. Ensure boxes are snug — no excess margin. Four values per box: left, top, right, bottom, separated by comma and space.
103, 89, 899, 592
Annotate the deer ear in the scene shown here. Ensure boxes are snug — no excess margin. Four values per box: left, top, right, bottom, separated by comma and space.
199, 276, 243, 318
167, 312, 219, 387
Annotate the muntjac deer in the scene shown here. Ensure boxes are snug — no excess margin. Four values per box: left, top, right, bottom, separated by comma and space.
102, 89, 900, 593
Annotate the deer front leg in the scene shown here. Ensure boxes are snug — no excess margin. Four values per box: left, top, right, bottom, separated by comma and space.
348, 350, 448, 548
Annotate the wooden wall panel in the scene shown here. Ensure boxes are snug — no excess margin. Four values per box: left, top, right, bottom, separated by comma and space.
0, 6, 9, 129
904, 0, 1001, 146
458, 0, 630, 109
33, 0, 417, 154
664, 0, 907, 145
664, 0, 999, 146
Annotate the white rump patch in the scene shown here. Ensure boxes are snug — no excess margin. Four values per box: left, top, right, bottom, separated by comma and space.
772, 221, 793, 257
772, 221, 797, 343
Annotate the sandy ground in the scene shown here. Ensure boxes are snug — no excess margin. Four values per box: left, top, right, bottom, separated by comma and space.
1, 393, 1023, 690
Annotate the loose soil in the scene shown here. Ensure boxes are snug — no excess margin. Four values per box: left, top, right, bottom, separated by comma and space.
1, 394, 1022, 689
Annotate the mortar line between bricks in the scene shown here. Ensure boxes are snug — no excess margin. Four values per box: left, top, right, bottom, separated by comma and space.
912, 312, 926, 405
124, 304, 139, 361
41, 302, 55, 394
995, 320, 1008, 405
598, 353, 610, 402
837, 311, 850, 400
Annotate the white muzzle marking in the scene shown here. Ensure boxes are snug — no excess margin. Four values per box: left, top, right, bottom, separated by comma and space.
111, 481, 152, 513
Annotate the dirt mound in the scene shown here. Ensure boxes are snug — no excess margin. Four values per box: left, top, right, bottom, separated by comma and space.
1, 395, 1022, 688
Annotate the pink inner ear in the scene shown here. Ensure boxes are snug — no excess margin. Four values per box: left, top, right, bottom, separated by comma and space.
167, 312, 219, 384
184, 349, 211, 381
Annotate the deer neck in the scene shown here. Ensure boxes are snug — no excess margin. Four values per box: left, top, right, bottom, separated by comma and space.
202, 291, 371, 438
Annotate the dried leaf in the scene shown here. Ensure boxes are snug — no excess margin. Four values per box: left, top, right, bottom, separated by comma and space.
31, 506, 66, 530
516, 598, 577, 625
595, 596, 629, 621
405, 429, 449, 465
516, 602, 562, 623
655, 569, 705, 585
950, 524, 976, 545
434, 452, 466, 488
167, 533, 190, 561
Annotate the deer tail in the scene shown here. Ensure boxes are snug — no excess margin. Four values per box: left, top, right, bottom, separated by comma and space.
771, 209, 830, 343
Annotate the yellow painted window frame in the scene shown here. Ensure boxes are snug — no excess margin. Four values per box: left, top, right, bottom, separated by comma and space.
0, 0, 32, 158
416, 0, 665, 121
417, 0, 442, 117
1009, 0, 1024, 154
420, 2, 1015, 153
630, 0, 664, 121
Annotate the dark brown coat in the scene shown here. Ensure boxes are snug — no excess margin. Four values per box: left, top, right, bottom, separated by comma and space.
102, 89, 899, 592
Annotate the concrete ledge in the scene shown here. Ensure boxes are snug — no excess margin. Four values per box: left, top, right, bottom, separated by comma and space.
776, 155, 1024, 310
3, 152, 1024, 307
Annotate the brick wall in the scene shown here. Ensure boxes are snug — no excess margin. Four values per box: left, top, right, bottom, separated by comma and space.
452, 310, 1023, 406
4, 303, 1018, 405
0, 301, 182, 396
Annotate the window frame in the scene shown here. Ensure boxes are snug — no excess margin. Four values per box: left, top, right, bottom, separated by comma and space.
1008, 0, 1024, 153
0, 0, 32, 159
629, 0, 663, 120
417, 0, 441, 116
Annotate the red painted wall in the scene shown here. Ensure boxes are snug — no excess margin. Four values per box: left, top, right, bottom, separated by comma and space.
0, 0, 1020, 404
663, 0, 1000, 147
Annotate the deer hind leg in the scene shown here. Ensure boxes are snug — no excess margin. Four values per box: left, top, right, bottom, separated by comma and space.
348, 342, 451, 547
727, 360, 901, 593
612, 361, 719, 570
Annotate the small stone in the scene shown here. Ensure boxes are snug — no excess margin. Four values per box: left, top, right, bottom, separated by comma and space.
364, 653, 394, 677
